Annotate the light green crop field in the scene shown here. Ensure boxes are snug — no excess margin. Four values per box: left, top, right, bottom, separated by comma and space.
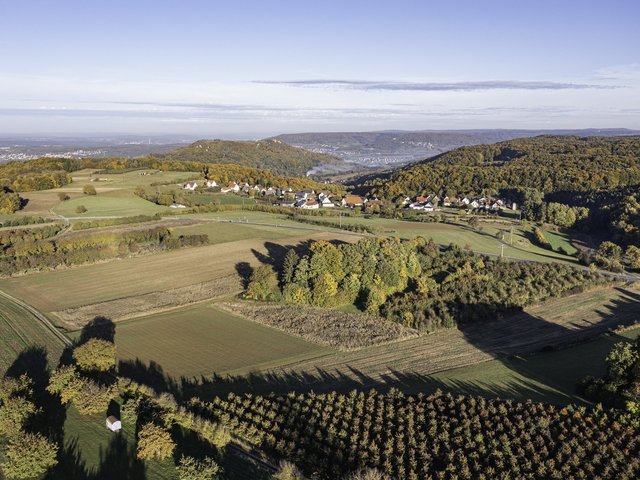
54, 190, 170, 217
0, 294, 67, 373
171, 221, 318, 244
114, 303, 330, 378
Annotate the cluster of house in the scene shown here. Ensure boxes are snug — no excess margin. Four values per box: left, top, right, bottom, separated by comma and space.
401, 194, 516, 212
183, 179, 384, 210
182, 179, 514, 213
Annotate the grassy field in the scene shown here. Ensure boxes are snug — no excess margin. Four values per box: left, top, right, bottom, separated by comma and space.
211, 285, 640, 404
114, 303, 330, 378
170, 221, 312, 245
0, 294, 67, 373
55, 190, 170, 217
0, 231, 354, 314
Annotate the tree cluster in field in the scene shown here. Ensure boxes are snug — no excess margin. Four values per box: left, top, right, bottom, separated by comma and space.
0, 375, 59, 480
0, 225, 208, 276
72, 213, 162, 230
246, 237, 609, 331
0, 224, 64, 254
578, 335, 640, 413
189, 389, 640, 480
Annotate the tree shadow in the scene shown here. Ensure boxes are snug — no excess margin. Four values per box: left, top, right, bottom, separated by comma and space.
79, 316, 116, 344
235, 261, 253, 289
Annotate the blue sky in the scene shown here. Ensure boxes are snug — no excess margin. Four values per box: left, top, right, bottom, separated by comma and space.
0, 0, 638, 137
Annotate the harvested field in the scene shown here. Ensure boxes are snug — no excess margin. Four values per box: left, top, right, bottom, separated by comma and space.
0, 232, 357, 314
115, 303, 330, 378
53, 274, 243, 329
244, 286, 640, 392
217, 301, 418, 350
0, 293, 67, 373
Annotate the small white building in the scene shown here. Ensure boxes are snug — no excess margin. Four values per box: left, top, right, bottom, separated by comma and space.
205, 179, 218, 188
183, 181, 198, 191
106, 416, 121, 432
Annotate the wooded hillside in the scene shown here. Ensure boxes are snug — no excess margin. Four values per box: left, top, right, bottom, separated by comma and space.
363, 135, 640, 199
154, 138, 343, 177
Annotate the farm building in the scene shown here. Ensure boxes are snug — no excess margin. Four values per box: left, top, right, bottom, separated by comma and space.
106, 416, 122, 432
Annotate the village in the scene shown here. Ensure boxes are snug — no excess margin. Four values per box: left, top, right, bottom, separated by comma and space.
182, 179, 517, 213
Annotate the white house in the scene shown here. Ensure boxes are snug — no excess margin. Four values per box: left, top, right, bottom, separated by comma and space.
220, 182, 240, 193
183, 181, 197, 191
320, 196, 334, 207
300, 200, 320, 209
106, 416, 121, 432
205, 179, 218, 188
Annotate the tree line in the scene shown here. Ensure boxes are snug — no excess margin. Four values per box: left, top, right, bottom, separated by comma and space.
0, 225, 208, 276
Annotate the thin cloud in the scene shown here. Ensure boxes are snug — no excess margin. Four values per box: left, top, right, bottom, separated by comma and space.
255, 79, 622, 91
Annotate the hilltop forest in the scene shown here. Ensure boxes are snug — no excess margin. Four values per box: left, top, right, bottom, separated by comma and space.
153, 139, 343, 177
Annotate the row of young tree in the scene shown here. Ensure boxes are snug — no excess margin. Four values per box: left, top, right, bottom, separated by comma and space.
190, 388, 640, 479
246, 238, 609, 331
0, 225, 208, 276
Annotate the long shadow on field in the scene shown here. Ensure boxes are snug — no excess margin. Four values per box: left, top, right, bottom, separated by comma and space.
116, 287, 640, 407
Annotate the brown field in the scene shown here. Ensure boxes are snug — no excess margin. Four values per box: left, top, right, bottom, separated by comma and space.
217, 300, 418, 350
53, 274, 243, 330
252, 285, 640, 391
0, 232, 356, 318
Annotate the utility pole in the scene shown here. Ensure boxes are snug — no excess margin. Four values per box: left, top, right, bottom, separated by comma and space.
339, 212, 342, 228
500, 244, 506, 258
510, 225, 514, 246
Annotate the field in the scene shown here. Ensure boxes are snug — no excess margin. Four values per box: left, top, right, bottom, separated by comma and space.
0, 293, 67, 373
113, 303, 330, 379
0, 231, 356, 314
193, 286, 640, 403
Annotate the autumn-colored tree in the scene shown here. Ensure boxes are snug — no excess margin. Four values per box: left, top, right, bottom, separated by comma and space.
0, 432, 58, 479
245, 265, 280, 301
272, 460, 305, 480
176, 455, 221, 480
83, 184, 97, 195
136, 423, 175, 461
72, 338, 116, 372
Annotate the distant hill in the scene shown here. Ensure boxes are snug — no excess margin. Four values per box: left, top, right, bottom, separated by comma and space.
358, 135, 640, 198
156, 139, 343, 177
273, 129, 640, 167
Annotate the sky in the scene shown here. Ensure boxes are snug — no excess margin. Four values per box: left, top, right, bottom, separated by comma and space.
0, 0, 639, 138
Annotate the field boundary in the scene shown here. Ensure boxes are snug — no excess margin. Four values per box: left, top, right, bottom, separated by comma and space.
0, 289, 71, 347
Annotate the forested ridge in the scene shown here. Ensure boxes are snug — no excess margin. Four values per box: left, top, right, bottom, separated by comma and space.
0, 156, 332, 194
153, 138, 343, 177
363, 135, 640, 198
